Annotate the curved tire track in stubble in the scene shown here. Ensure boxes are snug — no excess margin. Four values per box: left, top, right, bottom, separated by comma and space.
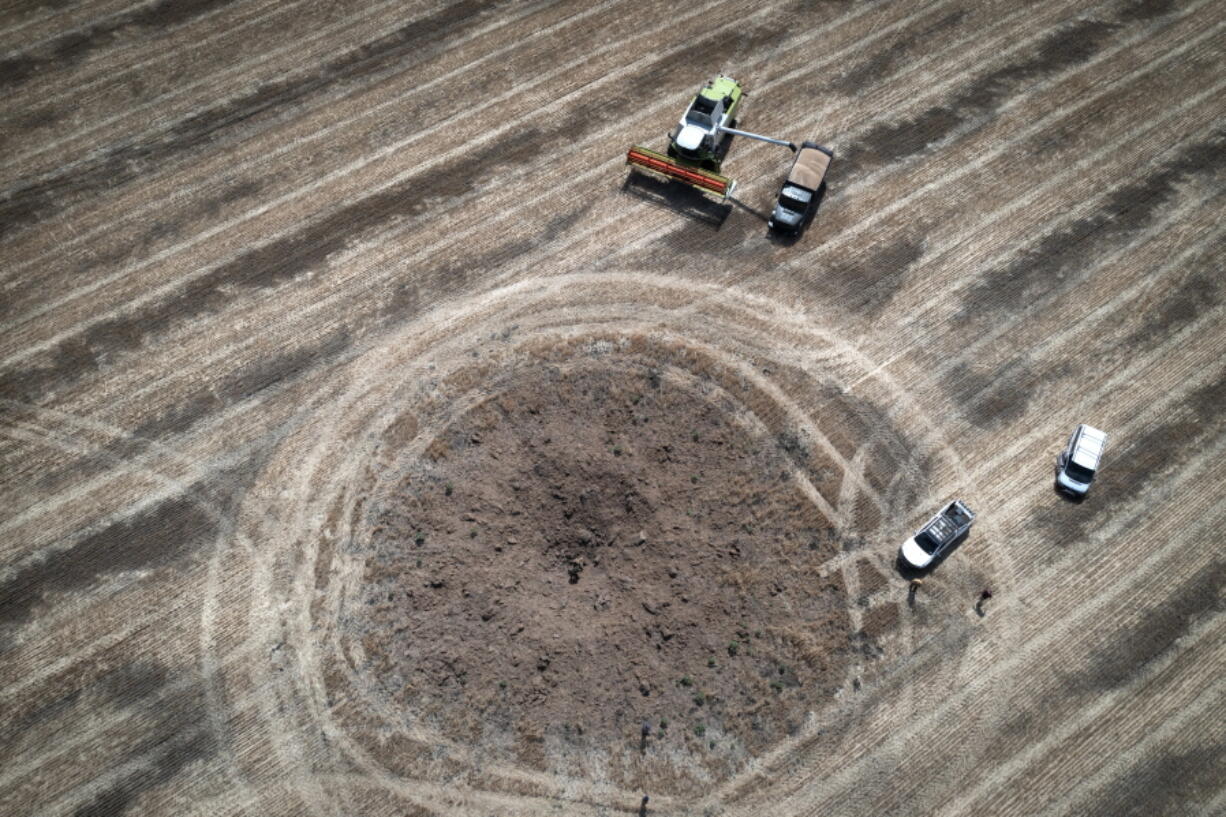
204, 272, 1014, 814
0, 399, 265, 816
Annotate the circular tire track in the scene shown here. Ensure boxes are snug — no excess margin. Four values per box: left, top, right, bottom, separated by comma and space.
207, 272, 1018, 813
0, 401, 264, 813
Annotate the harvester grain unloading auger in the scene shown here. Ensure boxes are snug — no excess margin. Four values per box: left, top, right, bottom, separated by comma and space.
625, 75, 795, 200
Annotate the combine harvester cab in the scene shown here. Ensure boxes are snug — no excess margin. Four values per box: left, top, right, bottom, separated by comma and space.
667, 74, 743, 170
626, 75, 793, 201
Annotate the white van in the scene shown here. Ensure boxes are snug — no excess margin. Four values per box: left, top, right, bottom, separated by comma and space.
1056, 424, 1108, 496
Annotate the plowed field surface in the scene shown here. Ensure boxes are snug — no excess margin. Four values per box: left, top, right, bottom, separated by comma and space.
1, 1, 1223, 815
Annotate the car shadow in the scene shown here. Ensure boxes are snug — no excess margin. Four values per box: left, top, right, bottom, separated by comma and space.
1053, 479, 1087, 504
893, 529, 972, 579
621, 172, 731, 229
765, 181, 827, 246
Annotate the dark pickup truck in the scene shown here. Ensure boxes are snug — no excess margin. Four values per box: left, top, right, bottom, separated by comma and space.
768, 141, 833, 235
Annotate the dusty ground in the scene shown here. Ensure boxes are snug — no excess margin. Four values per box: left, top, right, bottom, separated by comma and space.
352, 343, 857, 789
1, 0, 1224, 815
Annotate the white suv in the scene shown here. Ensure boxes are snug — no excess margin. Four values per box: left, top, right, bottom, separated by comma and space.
1056, 424, 1108, 496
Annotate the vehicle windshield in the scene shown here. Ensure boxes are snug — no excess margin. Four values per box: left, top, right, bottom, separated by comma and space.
947, 504, 972, 526
1065, 461, 1095, 483
686, 96, 716, 127
915, 531, 941, 554
779, 195, 808, 211
686, 110, 712, 127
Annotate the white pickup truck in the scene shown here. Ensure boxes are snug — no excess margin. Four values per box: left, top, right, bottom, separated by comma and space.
900, 500, 976, 569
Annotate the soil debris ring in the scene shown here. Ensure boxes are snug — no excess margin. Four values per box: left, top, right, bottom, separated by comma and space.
210, 272, 1015, 811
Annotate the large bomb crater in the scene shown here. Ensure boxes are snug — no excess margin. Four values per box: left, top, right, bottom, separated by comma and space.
345, 348, 858, 784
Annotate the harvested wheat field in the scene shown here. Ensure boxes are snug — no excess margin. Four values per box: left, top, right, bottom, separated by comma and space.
1, 0, 1224, 814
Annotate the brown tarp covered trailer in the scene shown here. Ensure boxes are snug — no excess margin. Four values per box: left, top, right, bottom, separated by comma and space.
787, 146, 832, 192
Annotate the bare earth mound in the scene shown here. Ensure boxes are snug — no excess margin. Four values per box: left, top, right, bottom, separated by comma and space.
351, 355, 851, 781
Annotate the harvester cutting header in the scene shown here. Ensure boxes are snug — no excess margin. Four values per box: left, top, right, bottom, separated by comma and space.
626, 75, 796, 200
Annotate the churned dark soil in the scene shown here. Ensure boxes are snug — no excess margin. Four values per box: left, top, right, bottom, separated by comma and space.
354, 357, 851, 759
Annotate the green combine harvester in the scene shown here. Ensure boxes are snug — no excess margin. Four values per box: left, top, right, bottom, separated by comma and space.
626, 75, 796, 199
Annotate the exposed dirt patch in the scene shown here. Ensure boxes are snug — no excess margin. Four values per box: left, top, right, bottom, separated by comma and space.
348, 353, 853, 782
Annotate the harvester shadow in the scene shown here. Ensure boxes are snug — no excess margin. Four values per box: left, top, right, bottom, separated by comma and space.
621, 172, 731, 229
727, 195, 770, 222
